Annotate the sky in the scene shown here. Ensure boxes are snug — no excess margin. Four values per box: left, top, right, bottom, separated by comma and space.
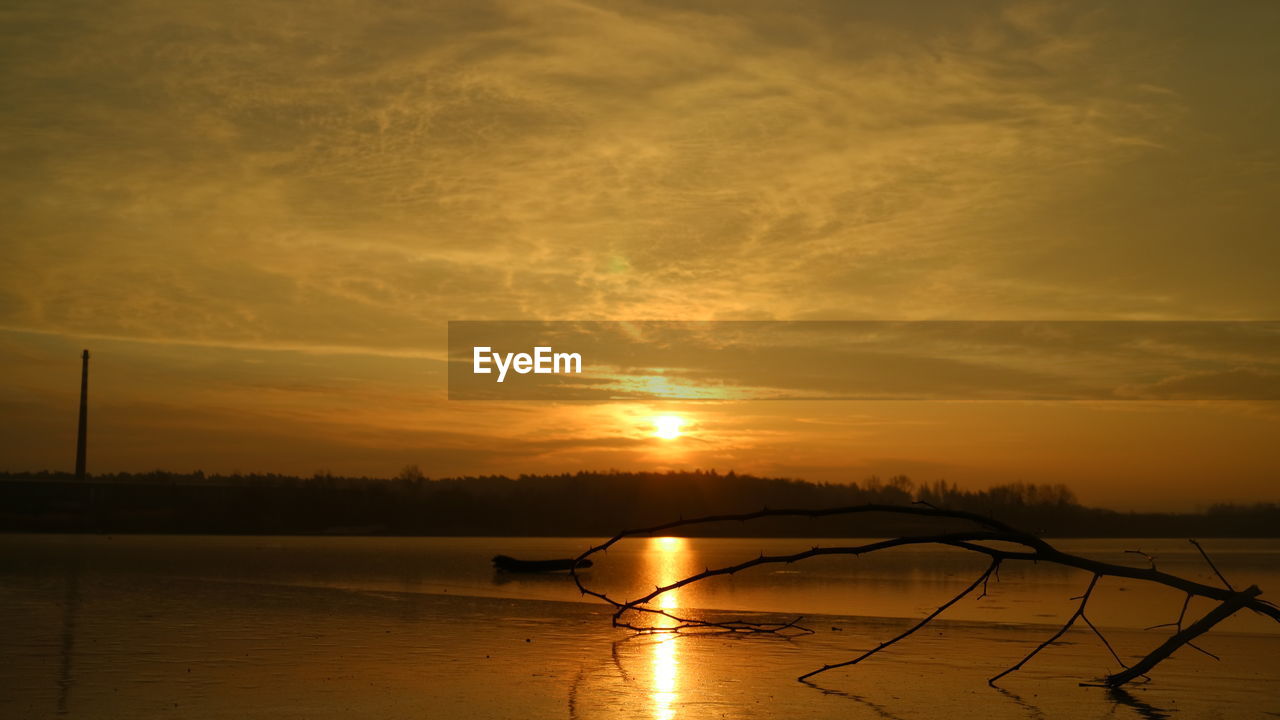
1, 0, 1278, 509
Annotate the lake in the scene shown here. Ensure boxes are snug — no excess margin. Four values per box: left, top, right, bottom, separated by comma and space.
2, 534, 1278, 718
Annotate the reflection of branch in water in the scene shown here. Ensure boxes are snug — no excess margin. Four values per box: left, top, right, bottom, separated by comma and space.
566, 663, 586, 720
570, 635, 654, 717
57, 558, 82, 716
799, 679, 906, 720
491, 570, 588, 588
1106, 686, 1172, 720
610, 635, 637, 684
993, 686, 1047, 720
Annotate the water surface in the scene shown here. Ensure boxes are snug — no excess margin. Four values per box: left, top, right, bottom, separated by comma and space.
2, 535, 1277, 718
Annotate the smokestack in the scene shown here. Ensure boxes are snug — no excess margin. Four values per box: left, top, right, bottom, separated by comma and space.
76, 349, 89, 480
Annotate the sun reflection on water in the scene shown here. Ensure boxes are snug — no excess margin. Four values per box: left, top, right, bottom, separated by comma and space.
646, 536, 688, 720
651, 536, 687, 614
650, 634, 679, 720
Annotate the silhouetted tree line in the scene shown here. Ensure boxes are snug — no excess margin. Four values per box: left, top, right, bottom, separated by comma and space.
0, 468, 1276, 537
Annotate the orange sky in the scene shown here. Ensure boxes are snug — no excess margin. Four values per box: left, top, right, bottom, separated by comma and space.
1, 1, 1278, 510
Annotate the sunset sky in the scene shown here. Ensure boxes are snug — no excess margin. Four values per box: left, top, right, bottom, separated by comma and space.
2, 0, 1278, 509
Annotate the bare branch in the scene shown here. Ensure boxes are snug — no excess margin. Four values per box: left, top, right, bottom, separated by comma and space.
1188, 539, 1234, 592
989, 573, 1100, 686
798, 559, 1000, 681
1145, 592, 1193, 633
1103, 586, 1261, 686
1080, 614, 1129, 673
1185, 641, 1220, 661
569, 504, 1280, 688
1123, 549, 1157, 570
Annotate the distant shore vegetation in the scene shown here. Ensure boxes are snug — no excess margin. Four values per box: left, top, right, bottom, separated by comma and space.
1, 469, 1276, 537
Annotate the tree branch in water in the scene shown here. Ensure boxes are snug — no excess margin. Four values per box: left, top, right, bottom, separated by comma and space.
570, 504, 1279, 687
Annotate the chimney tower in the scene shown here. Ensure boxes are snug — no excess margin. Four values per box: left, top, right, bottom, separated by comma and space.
76, 349, 89, 480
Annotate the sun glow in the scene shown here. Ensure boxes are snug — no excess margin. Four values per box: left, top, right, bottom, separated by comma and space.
653, 415, 684, 439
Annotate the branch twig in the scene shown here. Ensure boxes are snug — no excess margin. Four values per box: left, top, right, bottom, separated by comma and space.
988, 573, 1100, 686
798, 559, 1000, 681
1189, 539, 1234, 591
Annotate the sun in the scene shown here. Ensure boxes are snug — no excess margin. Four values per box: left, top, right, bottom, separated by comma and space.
653, 415, 684, 440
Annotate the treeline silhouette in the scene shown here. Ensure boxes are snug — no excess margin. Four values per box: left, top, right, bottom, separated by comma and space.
1, 468, 1276, 537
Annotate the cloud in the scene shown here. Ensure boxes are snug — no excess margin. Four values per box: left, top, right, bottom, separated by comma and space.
1, 0, 1206, 352
446, 320, 1280, 402
1119, 368, 1280, 401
